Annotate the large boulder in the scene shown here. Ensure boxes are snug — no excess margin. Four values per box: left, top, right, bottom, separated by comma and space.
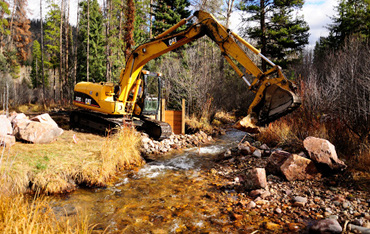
280, 154, 319, 181
244, 168, 267, 190
11, 113, 30, 129
31, 113, 58, 128
303, 137, 346, 171
14, 121, 63, 144
266, 150, 291, 175
0, 115, 13, 136
0, 135, 16, 147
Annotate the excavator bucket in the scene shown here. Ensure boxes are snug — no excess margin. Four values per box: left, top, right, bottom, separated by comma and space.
235, 84, 301, 133
254, 84, 301, 126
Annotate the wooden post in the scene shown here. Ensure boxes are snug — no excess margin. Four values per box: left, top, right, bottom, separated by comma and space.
181, 99, 185, 134
161, 98, 166, 122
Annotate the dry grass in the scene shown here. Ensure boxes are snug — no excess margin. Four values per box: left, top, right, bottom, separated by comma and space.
354, 144, 370, 172
213, 111, 237, 124
257, 108, 370, 172
1, 126, 143, 194
0, 194, 92, 233
186, 115, 214, 134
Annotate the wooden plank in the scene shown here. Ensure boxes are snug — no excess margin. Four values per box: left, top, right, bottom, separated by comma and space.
164, 107, 184, 135
181, 99, 185, 134
162, 101, 166, 121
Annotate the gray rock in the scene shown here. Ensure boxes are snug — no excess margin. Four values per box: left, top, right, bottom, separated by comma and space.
333, 201, 341, 206
260, 191, 271, 199
238, 141, 254, 155
293, 196, 307, 207
310, 219, 342, 233
246, 201, 256, 209
252, 149, 262, 158
342, 201, 351, 209
260, 144, 269, 150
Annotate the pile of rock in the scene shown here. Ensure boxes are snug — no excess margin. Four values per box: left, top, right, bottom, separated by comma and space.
235, 136, 347, 188
0, 112, 64, 147
212, 135, 370, 233
141, 130, 213, 155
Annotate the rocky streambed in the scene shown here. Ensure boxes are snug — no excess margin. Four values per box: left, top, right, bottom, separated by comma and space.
209, 133, 370, 233
49, 128, 370, 233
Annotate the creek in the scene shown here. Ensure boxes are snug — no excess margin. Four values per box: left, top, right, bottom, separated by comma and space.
50, 129, 248, 233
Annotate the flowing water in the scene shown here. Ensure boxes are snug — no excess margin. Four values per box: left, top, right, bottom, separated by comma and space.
51, 129, 248, 233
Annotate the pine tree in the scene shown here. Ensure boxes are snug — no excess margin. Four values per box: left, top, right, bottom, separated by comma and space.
104, 0, 126, 82
30, 40, 41, 88
239, 0, 309, 70
152, 0, 191, 36
0, 0, 10, 51
0, 0, 10, 70
44, 0, 61, 99
30, 40, 49, 89
134, 0, 150, 44
77, 0, 106, 82
124, 0, 135, 59
327, 0, 369, 48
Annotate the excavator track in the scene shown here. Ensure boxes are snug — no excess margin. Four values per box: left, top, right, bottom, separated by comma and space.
70, 110, 172, 140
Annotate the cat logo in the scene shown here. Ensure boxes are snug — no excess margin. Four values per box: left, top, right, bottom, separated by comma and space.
168, 37, 177, 45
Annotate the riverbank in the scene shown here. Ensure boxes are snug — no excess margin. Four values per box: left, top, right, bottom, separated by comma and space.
1, 126, 143, 194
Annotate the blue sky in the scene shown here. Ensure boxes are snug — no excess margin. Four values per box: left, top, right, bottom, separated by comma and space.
28, 0, 338, 49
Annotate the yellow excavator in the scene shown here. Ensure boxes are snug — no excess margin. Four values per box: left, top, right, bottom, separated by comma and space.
71, 10, 301, 140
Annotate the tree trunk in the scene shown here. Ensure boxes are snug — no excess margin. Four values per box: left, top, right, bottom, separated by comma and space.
225, 0, 235, 28
8, 1, 16, 50
74, 0, 80, 86
260, 0, 267, 71
40, 0, 46, 106
87, 0, 90, 82
105, 0, 111, 82
65, 0, 70, 101
59, 0, 65, 102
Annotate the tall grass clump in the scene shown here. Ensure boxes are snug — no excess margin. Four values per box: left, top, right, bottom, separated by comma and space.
0, 194, 92, 233
100, 125, 144, 177
186, 114, 214, 134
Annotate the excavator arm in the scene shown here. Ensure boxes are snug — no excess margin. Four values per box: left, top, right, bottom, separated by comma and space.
117, 10, 300, 126
73, 10, 300, 138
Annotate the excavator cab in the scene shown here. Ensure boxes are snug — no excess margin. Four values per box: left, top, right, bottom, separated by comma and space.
135, 70, 162, 117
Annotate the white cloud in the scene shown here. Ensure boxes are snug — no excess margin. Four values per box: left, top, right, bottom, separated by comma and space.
302, 0, 338, 49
